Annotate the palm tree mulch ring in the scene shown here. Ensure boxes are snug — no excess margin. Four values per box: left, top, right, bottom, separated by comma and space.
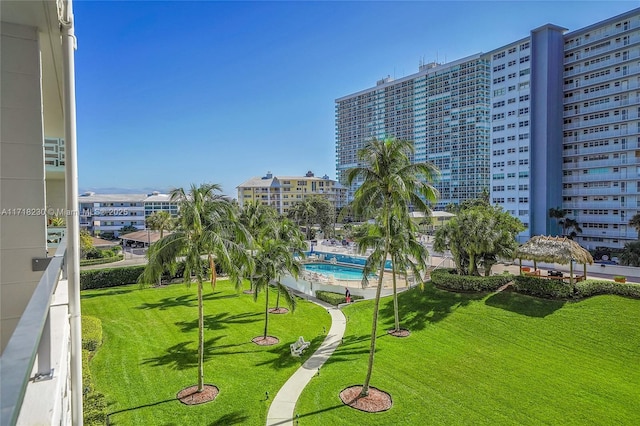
242, 289, 255, 294
268, 307, 289, 314
339, 386, 392, 413
252, 336, 279, 346
387, 328, 410, 337
176, 384, 219, 405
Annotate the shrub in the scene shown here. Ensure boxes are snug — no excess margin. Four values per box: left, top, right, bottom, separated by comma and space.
80, 265, 145, 290
512, 275, 574, 299
84, 391, 107, 426
574, 279, 640, 299
82, 318, 107, 426
430, 268, 513, 292
80, 254, 123, 267
82, 316, 103, 351
82, 349, 92, 392
315, 290, 363, 305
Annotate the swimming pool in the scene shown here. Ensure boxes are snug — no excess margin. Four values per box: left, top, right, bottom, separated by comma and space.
303, 263, 370, 280
305, 251, 392, 269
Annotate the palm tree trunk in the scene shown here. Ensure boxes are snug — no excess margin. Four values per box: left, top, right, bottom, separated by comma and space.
392, 266, 399, 331
197, 280, 204, 392
263, 285, 270, 338
275, 291, 281, 310
361, 251, 387, 397
209, 255, 217, 292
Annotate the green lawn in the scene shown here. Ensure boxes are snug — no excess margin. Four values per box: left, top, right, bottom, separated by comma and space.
81, 280, 331, 425
296, 285, 640, 425
83, 280, 640, 425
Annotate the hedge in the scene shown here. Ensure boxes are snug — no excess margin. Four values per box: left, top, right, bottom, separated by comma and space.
81, 316, 103, 351
80, 254, 123, 267
82, 317, 106, 426
315, 290, 363, 305
512, 275, 575, 299
574, 279, 640, 299
430, 268, 513, 292
80, 265, 145, 290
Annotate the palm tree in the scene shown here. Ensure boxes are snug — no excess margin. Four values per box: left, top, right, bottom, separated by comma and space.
358, 215, 429, 333
146, 210, 175, 239
238, 201, 278, 292
273, 218, 306, 311
253, 235, 301, 340
141, 183, 251, 394
288, 198, 316, 239
629, 213, 640, 239
548, 207, 566, 236
347, 137, 439, 397
563, 218, 582, 240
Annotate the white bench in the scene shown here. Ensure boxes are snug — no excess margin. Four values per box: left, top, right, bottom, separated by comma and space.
290, 336, 311, 357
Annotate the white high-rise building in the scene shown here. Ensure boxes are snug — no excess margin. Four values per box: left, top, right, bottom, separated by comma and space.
338, 7, 640, 249
336, 55, 491, 209
561, 10, 640, 249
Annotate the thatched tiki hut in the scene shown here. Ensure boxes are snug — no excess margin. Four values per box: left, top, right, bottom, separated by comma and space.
514, 236, 594, 285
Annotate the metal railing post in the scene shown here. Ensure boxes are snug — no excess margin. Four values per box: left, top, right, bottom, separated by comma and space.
35, 311, 54, 381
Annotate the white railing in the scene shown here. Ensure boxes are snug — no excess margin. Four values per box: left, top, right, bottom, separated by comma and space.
0, 240, 71, 426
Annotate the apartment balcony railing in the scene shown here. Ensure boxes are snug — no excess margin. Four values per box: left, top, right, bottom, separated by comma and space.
563, 140, 639, 155
563, 187, 631, 196
563, 128, 637, 144
564, 20, 639, 52
565, 157, 640, 169
565, 36, 640, 64
566, 80, 640, 102
564, 112, 640, 130
564, 201, 628, 209
0, 239, 71, 426
563, 97, 638, 117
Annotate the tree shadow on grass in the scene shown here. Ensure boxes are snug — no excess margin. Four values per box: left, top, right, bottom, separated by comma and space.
208, 411, 250, 425
137, 294, 196, 310
142, 337, 263, 370
485, 291, 565, 318
174, 312, 261, 333
378, 283, 485, 332
141, 337, 223, 370
107, 398, 176, 424
81, 288, 134, 299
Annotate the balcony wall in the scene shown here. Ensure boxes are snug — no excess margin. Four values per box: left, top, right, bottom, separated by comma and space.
0, 21, 48, 352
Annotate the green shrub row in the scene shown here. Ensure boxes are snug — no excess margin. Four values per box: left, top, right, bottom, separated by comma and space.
430, 268, 513, 292
80, 265, 145, 290
315, 290, 363, 305
85, 246, 121, 260
512, 276, 575, 299
81, 316, 103, 351
80, 254, 123, 267
82, 318, 106, 426
575, 279, 640, 299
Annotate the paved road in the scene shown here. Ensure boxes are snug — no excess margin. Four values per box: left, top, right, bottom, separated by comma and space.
80, 249, 147, 270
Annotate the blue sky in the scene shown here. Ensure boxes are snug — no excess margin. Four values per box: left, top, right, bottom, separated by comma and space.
75, 0, 639, 197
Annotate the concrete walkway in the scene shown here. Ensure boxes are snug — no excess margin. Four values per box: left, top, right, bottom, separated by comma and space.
266, 297, 347, 426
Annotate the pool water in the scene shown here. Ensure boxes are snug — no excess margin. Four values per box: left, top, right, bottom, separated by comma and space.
303, 263, 370, 280
305, 251, 392, 269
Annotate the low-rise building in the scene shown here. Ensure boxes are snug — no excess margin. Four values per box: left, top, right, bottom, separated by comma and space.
237, 171, 347, 215
78, 191, 178, 237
